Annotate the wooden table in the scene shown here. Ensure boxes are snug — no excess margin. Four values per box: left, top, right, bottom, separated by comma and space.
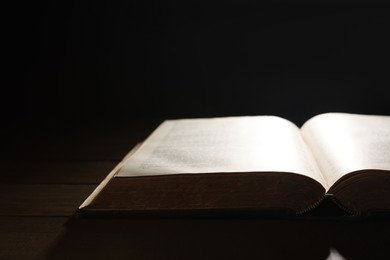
1, 119, 389, 259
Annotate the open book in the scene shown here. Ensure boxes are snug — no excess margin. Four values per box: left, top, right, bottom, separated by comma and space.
80, 113, 390, 216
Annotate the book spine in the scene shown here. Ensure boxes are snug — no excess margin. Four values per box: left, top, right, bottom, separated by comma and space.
327, 195, 359, 216
296, 196, 325, 215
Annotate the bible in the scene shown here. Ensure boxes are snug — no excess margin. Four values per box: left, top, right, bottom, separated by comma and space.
79, 113, 390, 216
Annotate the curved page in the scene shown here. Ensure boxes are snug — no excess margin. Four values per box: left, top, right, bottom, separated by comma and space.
301, 113, 390, 190
117, 116, 325, 187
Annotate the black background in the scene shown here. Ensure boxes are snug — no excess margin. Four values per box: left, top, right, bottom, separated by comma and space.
3, 1, 390, 127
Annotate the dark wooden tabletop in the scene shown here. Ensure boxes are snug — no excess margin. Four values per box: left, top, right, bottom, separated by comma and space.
1, 119, 390, 260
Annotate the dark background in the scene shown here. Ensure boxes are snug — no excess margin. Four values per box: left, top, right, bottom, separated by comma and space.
3, 1, 390, 127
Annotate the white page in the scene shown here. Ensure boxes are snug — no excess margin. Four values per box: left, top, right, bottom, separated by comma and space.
117, 116, 325, 187
301, 113, 390, 189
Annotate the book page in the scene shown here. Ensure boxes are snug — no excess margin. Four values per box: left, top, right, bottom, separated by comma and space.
301, 113, 390, 189
117, 116, 326, 187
